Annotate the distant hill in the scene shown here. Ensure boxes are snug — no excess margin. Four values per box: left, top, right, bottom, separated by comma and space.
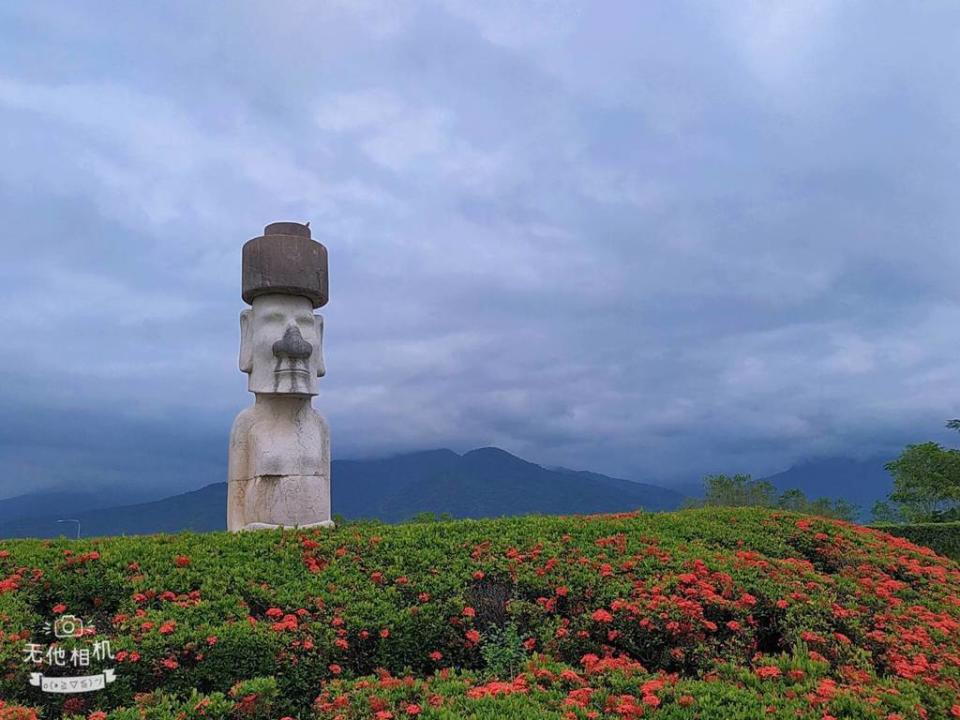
0, 483, 227, 539
633, 456, 896, 521
0, 447, 685, 538
0, 486, 163, 524
760, 455, 894, 518
334, 447, 684, 522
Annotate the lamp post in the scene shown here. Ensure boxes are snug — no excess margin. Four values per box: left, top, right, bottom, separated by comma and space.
56, 519, 80, 539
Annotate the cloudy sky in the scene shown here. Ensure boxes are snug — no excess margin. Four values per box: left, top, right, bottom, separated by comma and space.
2, 1, 959, 499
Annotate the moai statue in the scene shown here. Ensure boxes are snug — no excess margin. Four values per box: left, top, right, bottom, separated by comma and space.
227, 221, 334, 531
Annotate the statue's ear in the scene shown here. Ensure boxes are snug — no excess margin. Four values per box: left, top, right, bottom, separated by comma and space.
314, 313, 326, 378
239, 309, 253, 373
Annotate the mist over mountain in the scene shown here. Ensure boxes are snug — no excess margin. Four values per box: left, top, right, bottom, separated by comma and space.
760, 455, 894, 516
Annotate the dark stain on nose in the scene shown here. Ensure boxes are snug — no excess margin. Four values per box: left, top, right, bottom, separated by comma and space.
273, 325, 313, 360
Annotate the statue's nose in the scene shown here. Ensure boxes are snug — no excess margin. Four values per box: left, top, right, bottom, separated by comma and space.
272, 325, 313, 360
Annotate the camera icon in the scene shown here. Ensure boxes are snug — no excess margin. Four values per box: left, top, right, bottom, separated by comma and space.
53, 614, 84, 638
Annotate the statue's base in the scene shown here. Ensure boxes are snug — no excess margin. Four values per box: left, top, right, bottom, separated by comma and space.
240, 520, 335, 531
227, 473, 332, 532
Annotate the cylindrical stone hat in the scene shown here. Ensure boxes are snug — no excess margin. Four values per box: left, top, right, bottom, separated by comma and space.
242, 222, 328, 308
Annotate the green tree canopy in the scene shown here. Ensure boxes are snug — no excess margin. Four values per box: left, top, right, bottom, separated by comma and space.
702, 473, 777, 508
870, 500, 903, 524
693, 474, 857, 520
873, 419, 960, 522
883, 441, 960, 522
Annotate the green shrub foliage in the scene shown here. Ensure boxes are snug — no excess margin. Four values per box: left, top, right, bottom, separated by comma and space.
0, 508, 958, 718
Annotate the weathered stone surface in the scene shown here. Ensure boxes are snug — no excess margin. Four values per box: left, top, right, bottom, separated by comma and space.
228, 222, 333, 532
227, 396, 332, 531
239, 294, 325, 396
242, 221, 328, 308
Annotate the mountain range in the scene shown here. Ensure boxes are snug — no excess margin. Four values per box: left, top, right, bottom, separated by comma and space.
0, 449, 895, 538
0, 447, 684, 538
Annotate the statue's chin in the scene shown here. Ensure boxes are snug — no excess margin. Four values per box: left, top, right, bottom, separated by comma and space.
253, 391, 316, 398
276, 368, 311, 379
249, 380, 317, 397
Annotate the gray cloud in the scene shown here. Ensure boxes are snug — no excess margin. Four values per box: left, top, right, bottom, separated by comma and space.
1, 1, 959, 498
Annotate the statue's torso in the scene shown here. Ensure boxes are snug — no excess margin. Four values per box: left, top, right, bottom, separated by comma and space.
249, 411, 328, 478
227, 399, 331, 530
229, 401, 328, 478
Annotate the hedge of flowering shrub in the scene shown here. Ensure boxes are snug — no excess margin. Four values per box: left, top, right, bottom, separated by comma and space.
871, 522, 960, 561
0, 508, 958, 718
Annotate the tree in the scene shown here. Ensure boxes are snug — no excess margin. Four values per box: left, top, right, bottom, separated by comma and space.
831, 498, 859, 522
777, 488, 809, 513
803, 496, 858, 522
871, 500, 903, 524
776, 487, 857, 521
883, 441, 960, 522
693, 474, 857, 520
702, 473, 777, 508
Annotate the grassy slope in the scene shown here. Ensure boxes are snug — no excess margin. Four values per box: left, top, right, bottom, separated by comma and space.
0, 508, 958, 719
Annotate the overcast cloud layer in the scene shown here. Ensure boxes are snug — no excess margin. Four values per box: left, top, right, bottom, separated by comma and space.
2, 1, 960, 498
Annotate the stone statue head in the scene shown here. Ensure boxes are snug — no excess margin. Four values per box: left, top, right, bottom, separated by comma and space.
239, 294, 325, 396
238, 221, 329, 396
